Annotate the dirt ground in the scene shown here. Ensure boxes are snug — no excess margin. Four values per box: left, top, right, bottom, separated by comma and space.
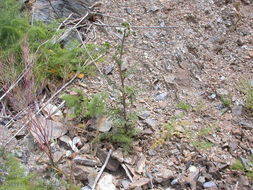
1, 0, 253, 189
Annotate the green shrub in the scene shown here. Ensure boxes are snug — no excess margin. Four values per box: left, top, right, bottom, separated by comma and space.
61, 89, 107, 119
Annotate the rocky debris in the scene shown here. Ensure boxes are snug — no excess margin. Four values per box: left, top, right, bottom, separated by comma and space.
73, 155, 101, 167
154, 168, 174, 183
121, 179, 131, 189
136, 153, 146, 174
32, 0, 95, 23
129, 178, 150, 189
203, 181, 217, 189
155, 92, 168, 101
97, 173, 116, 190
96, 116, 113, 132
72, 165, 98, 182
112, 149, 124, 163
144, 118, 157, 129
138, 111, 151, 120
96, 148, 120, 171
232, 105, 243, 116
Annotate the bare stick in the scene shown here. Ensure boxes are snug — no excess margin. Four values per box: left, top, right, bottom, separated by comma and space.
121, 163, 133, 182
91, 149, 112, 190
4, 74, 77, 147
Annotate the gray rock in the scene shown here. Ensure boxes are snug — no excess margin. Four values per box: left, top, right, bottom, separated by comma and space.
81, 186, 91, 190
136, 154, 146, 174
121, 179, 131, 189
148, 149, 157, 156
73, 156, 101, 167
232, 105, 243, 116
96, 148, 120, 171
155, 92, 168, 101
112, 149, 124, 163
145, 118, 157, 128
198, 176, 206, 183
138, 111, 150, 120
103, 65, 114, 75
208, 93, 216, 99
216, 88, 229, 96
241, 0, 251, 5
203, 181, 217, 188
33, 0, 95, 23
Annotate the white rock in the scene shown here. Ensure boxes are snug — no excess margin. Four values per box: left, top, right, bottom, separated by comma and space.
97, 174, 116, 190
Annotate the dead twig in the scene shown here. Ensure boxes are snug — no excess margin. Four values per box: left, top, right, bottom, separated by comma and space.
91, 149, 112, 190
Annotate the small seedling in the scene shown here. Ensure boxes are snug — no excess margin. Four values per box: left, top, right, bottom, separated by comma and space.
176, 102, 191, 112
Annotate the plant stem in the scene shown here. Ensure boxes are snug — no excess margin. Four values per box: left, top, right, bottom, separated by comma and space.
117, 29, 128, 130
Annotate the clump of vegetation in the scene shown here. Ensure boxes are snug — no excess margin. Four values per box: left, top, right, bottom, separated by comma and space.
61, 88, 107, 119
231, 157, 253, 181
0, 0, 108, 112
239, 79, 253, 114
176, 101, 192, 112
191, 140, 213, 150
221, 96, 232, 108
0, 147, 55, 190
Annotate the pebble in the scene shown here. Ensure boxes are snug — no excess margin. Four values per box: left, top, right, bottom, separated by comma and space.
203, 181, 217, 188
232, 105, 243, 116
155, 92, 168, 101
145, 118, 157, 128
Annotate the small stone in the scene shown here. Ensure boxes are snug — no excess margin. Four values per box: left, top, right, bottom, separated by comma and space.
138, 111, 150, 120
232, 105, 243, 116
208, 94, 216, 99
148, 149, 157, 156
129, 178, 149, 189
112, 149, 124, 163
248, 50, 253, 58
97, 116, 113, 132
103, 64, 114, 75
145, 118, 157, 128
73, 156, 101, 167
198, 176, 206, 183
155, 92, 168, 101
171, 178, 179, 185
136, 154, 146, 174
80, 144, 90, 154
125, 8, 133, 15
236, 39, 244, 46
96, 148, 120, 171
154, 168, 174, 183
188, 165, 198, 173
241, 0, 251, 5
216, 88, 229, 96
97, 173, 116, 190
121, 179, 131, 189
59, 135, 72, 149
203, 181, 217, 188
